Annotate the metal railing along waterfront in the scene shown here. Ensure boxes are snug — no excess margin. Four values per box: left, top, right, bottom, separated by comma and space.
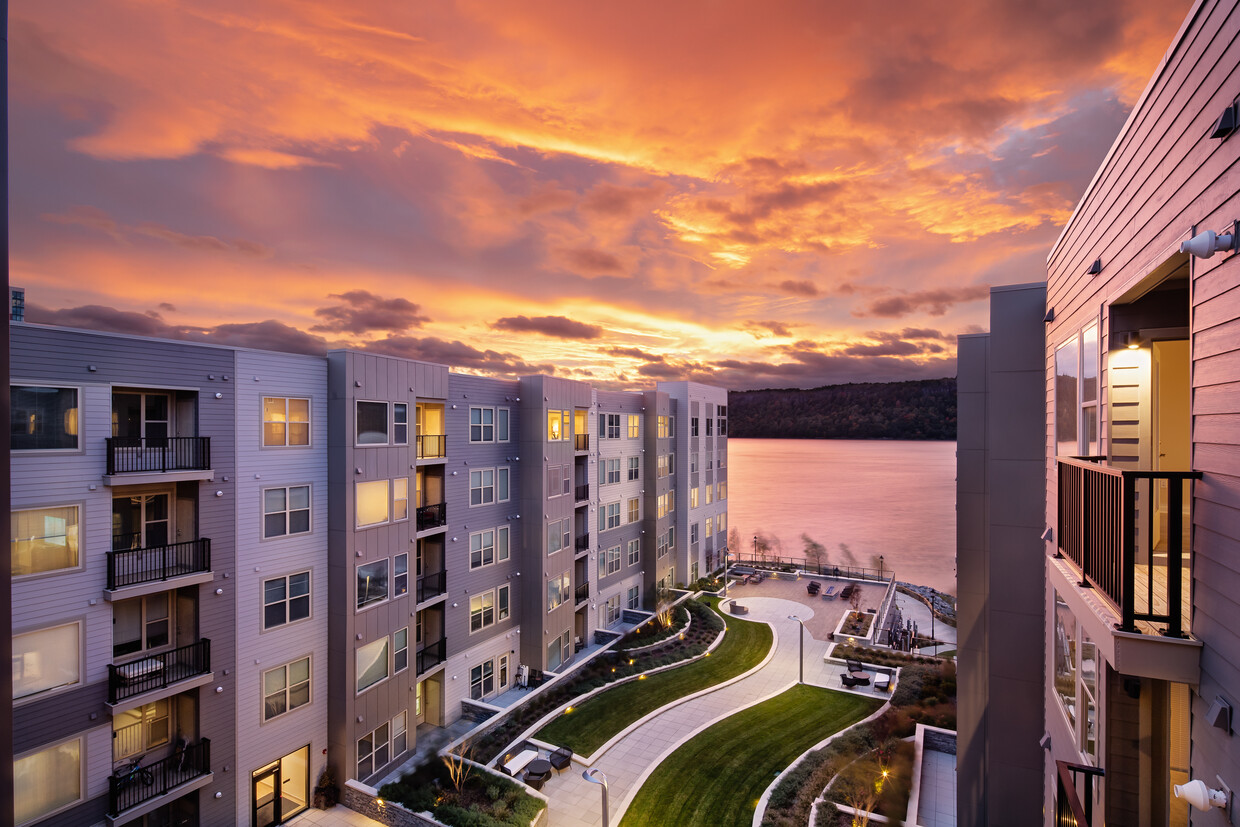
1057, 456, 1199, 637
106, 437, 211, 474
728, 557, 891, 583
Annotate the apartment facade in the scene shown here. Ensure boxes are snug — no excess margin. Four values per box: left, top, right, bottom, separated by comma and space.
10, 322, 725, 827
961, 1, 1240, 823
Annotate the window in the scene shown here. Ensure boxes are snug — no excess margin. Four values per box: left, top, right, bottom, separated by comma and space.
657, 455, 668, 478
499, 654, 510, 690
657, 416, 670, 438
1056, 323, 1099, 457
547, 519, 569, 555
690, 453, 698, 473
11, 504, 79, 576
498, 526, 511, 562
691, 523, 700, 544
706, 516, 714, 539
470, 469, 494, 506
690, 487, 699, 508
497, 408, 510, 441
356, 637, 389, 693
264, 485, 311, 538
547, 465, 563, 498
600, 458, 620, 485
13, 623, 79, 700
263, 657, 311, 721
393, 711, 408, 757
394, 553, 409, 596
393, 403, 408, 445
719, 417, 728, 436
547, 573, 570, 611
11, 386, 79, 451
718, 512, 727, 533
547, 409, 570, 441
113, 700, 169, 760
602, 595, 621, 626
113, 594, 170, 657
355, 480, 390, 527
263, 397, 310, 447
547, 630, 571, 670
599, 502, 621, 531
627, 539, 640, 566
498, 584, 511, 621
394, 478, 409, 521
628, 415, 639, 438
691, 417, 699, 437
15, 737, 81, 826
602, 545, 621, 576
628, 586, 640, 609
719, 481, 727, 500
628, 456, 640, 481
471, 529, 496, 569
470, 590, 496, 632
264, 571, 311, 629
357, 720, 391, 780
470, 407, 494, 442
356, 401, 389, 445
394, 628, 409, 673
719, 450, 726, 468
657, 532, 670, 558
628, 497, 640, 523
470, 660, 495, 700
705, 417, 713, 436
657, 493, 668, 518
499, 467, 511, 502
599, 413, 621, 439
1053, 590, 1099, 757
357, 560, 389, 609
707, 453, 713, 470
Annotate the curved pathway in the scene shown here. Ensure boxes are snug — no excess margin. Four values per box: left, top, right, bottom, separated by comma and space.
540, 597, 885, 827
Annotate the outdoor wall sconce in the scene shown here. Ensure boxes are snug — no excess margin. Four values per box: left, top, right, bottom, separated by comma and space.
1114, 331, 1141, 350
1181, 223, 1237, 258
1210, 101, 1239, 140
1173, 779, 1229, 813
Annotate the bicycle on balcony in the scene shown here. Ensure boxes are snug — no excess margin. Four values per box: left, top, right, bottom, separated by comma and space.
116, 753, 155, 790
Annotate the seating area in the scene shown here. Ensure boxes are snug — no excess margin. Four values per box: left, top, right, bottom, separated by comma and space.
822, 585, 837, 600
806, 581, 821, 595
839, 584, 856, 601
840, 658, 871, 688
727, 600, 749, 615
497, 742, 573, 791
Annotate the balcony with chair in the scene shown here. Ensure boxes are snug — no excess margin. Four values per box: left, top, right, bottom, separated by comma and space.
107, 738, 212, 824
108, 639, 213, 709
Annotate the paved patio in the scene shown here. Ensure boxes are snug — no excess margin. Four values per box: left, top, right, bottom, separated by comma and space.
724, 574, 891, 640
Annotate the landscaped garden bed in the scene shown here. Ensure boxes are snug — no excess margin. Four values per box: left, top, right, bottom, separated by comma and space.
839, 611, 873, 638
377, 758, 544, 827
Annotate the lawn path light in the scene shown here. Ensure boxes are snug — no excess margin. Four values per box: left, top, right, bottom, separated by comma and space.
583, 768, 609, 827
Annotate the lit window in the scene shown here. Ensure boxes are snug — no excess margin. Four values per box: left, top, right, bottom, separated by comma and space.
470, 590, 496, 632
11, 386, 79, 451
11, 504, 79, 576
628, 498, 640, 523
546, 573, 570, 612
355, 480, 389, 527
13, 623, 79, 700
112, 699, 169, 760
356, 638, 389, 693
263, 397, 310, 447
394, 477, 409, 521
15, 738, 81, 825
628, 415, 639, 438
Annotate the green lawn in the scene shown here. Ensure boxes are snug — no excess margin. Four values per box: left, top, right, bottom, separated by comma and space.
535, 600, 772, 756
620, 684, 881, 827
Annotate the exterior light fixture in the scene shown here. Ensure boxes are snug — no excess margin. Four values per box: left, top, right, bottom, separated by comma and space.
1210, 102, 1239, 140
1173, 779, 1229, 812
1086, 258, 1102, 276
1180, 223, 1237, 258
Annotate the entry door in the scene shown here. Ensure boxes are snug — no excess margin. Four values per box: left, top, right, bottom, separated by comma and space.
416, 680, 426, 725
1152, 339, 1190, 554
113, 493, 171, 551
113, 393, 171, 442
252, 761, 280, 827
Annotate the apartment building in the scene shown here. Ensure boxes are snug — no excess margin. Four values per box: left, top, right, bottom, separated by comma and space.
960, 1, 1240, 823
11, 322, 725, 827
662, 382, 729, 587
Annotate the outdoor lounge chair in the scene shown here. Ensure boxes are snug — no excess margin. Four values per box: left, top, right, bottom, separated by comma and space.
550, 746, 573, 772
841, 672, 871, 688
807, 581, 821, 595
840, 584, 855, 600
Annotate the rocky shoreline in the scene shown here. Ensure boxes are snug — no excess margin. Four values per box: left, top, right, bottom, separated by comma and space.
896, 582, 957, 623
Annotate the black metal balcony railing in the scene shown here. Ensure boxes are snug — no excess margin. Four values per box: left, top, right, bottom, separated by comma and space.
107, 537, 212, 590
108, 639, 212, 704
417, 502, 447, 531
1057, 457, 1200, 637
575, 582, 590, 603
575, 433, 590, 451
417, 570, 447, 602
417, 637, 447, 672
1055, 760, 1104, 826
575, 535, 589, 552
106, 437, 211, 475
108, 738, 211, 817
417, 434, 447, 459
576, 484, 590, 502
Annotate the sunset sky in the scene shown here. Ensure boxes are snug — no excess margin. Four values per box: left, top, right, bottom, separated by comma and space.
9, 1, 1186, 389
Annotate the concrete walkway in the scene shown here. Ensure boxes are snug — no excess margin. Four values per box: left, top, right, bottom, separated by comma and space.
538, 597, 888, 827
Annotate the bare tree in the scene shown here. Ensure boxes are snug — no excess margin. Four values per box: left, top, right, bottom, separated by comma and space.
802, 533, 827, 570
754, 533, 772, 565
838, 762, 880, 827
443, 744, 475, 793
849, 586, 863, 613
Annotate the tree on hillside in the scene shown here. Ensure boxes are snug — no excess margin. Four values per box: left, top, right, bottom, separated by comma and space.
802, 534, 827, 569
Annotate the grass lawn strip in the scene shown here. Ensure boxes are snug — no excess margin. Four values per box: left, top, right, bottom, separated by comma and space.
619, 684, 881, 827
535, 599, 773, 756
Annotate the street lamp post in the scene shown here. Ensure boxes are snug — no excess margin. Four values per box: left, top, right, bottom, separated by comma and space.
878, 555, 884, 582
582, 768, 609, 827
723, 546, 730, 598
752, 535, 757, 565
788, 615, 806, 684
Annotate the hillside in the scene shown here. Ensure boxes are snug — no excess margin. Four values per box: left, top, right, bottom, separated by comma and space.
727, 378, 956, 440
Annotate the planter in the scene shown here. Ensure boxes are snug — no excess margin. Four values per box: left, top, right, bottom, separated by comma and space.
313, 785, 339, 809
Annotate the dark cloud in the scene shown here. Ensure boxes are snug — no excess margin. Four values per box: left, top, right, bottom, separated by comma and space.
562, 247, 623, 273
856, 286, 990, 318
842, 340, 922, 357
745, 320, 794, 338
361, 334, 553, 377
602, 346, 664, 362
491, 315, 603, 340
311, 290, 429, 334
157, 302, 177, 312
201, 320, 327, 354
778, 279, 820, 298
581, 183, 665, 217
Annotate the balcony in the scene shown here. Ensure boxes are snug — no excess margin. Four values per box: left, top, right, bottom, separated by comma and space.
107, 538, 212, 593
1055, 760, 1104, 827
108, 639, 212, 706
575, 433, 590, 451
1057, 457, 1200, 637
417, 433, 447, 460
108, 738, 211, 821
575, 484, 590, 503
575, 534, 590, 552
417, 502, 447, 531
575, 582, 590, 604
417, 570, 447, 602
105, 437, 212, 482
417, 637, 447, 672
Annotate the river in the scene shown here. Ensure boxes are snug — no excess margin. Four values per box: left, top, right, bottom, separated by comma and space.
725, 438, 957, 595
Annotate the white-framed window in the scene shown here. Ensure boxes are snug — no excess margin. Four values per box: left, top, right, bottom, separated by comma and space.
393, 710, 408, 757
706, 485, 713, 505
355, 480, 390, 527
547, 573, 570, 612
498, 584, 511, 621
13, 622, 80, 700
357, 559, 389, 610
719, 450, 726, 468
628, 497, 640, 523
691, 523, 700, 544
470, 660, 495, 700
628, 415, 640, 438
706, 516, 714, 538
356, 401, 389, 445
691, 416, 699, 437
600, 458, 621, 485
1055, 322, 1100, 457
357, 718, 393, 779
15, 736, 82, 826
627, 586, 640, 609
719, 481, 727, 500
112, 699, 169, 760
264, 485, 312, 538
395, 553, 409, 597
627, 538, 640, 566
657, 455, 668, 478
547, 464, 563, 498
263, 657, 311, 721
11, 386, 80, 451
690, 487, 699, 509
470, 590, 496, 632
657, 531, 670, 558
547, 409, 571, 441
470, 406, 495, 442
598, 545, 621, 577
599, 413, 621, 439
718, 512, 727, 533
113, 593, 170, 657
705, 417, 712, 436
599, 502, 621, 531
11, 504, 80, 576
394, 628, 409, 673
393, 403, 408, 445
547, 518, 570, 555
628, 456, 640, 480
471, 529, 497, 569
1053, 590, 1100, 760
262, 397, 311, 447
394, 477, 409, 521
602, 594, 621, 626
499, 654, 511, 689
547, 630, 571, 670
264, 571, 311, 629
498, 526, 511, 562
356, 637, 389, 693
469, 467, 510, 506
707, 453, 714, 470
